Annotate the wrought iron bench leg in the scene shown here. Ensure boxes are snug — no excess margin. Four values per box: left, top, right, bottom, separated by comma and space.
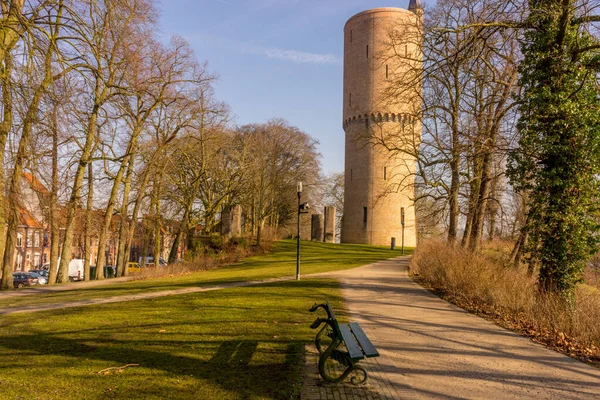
317, 336, 368, 385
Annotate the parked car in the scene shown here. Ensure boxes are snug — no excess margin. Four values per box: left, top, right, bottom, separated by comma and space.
30, 269, 49, 278
139, 256, 168, 267
28, 271, 48, 285
127, 262, 142, 274
12, 272, 39, 288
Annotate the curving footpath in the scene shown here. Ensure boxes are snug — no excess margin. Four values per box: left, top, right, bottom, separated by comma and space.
302, 257, 600, 400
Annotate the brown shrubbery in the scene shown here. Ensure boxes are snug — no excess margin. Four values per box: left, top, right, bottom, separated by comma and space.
130, 237, 271, 281
410, 240, 600, 365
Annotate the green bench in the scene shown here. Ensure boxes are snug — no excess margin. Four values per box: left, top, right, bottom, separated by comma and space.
309, 299, 379, 384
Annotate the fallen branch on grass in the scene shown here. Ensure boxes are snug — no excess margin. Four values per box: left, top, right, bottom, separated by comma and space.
97, 364, 140, 375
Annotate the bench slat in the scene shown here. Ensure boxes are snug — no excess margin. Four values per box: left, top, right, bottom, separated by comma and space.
339, 324, 364, 360
349, 322, 379, 358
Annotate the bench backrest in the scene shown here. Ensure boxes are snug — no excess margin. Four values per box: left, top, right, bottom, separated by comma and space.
325, 298, 343, 339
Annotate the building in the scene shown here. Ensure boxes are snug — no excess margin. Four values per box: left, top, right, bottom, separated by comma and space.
341, 2, 422, 246
14, 173, 51, 270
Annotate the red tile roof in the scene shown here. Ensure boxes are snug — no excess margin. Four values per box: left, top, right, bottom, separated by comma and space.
18, 206, 43, 229
22, 172, 50, 194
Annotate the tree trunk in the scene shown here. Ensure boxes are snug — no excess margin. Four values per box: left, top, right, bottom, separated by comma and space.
469, 150, 493, 252
169, 204, 190, 264
152, 174, 162, 267
3, 31, 56, 284
125, 167, 152, 268
83, 164, 93, 281
48, 102, 59, 285
0, 52, 13, 289
447, 131, 460, 244
58, 101, 99, 283
95, 159, 129, 280
116, 157, 134, 277
487, 171, 499, 241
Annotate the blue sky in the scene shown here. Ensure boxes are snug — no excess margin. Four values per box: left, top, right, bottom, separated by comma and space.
158, 1, 413, 174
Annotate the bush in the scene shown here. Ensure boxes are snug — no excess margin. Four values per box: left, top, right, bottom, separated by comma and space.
131, 236, 265, 281
410, 240, 600, 363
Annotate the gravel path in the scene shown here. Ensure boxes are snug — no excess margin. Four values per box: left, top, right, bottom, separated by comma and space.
0, 276, 294, 315
329, 257, 600, 399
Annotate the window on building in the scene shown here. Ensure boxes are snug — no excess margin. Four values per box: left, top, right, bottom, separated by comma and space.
366, 45, 369, 58
363, 207, 368, 229
27, 231, 32, 248
349, 92, 352, 107
384, 167, 387, 181
350, 169, 353, 182
34, 232, 40, 248
17, 234, 22, 247
26, 253, 30, 260
350, 30, 353, 42
386, 64, 389, 79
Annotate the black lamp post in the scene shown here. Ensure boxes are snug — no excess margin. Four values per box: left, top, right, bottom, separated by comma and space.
401, 207, 405, 255
296, 182, 310, 281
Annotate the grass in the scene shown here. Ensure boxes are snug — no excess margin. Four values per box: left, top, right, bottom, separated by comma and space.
0, 239, 404, 399
0, 240, 402, 309
410, 240, 600, 366
0, 279, 344, 399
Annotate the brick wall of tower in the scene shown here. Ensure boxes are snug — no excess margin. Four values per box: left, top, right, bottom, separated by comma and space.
341, 7, 421, 247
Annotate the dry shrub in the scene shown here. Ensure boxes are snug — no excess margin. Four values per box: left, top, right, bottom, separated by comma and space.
410, 240, 600, 363
129, 238, 270, 281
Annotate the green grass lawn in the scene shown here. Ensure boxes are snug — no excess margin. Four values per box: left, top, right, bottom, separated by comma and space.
0, 240, 407, 309
0, 240, 408, 399
0, 279, 343, 399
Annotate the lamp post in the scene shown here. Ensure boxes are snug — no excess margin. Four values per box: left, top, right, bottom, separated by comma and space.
296, 182, 302, 281
401, 207, 405, 256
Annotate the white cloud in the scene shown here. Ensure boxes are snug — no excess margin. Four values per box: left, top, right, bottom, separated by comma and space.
249, 46, 341, 65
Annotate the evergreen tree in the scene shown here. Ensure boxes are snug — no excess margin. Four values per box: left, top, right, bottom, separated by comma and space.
508, 0, 600, 295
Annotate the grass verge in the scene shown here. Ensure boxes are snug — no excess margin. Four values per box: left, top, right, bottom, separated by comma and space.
0, 279, 345, 400
0, 240, 403, 310
410, 240, 600, 368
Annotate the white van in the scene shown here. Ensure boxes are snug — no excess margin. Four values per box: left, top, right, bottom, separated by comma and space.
43, 258, 85, 281
67, 259, 85, 281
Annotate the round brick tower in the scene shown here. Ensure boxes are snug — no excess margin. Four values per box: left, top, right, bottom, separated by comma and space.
341, 3, 422, 246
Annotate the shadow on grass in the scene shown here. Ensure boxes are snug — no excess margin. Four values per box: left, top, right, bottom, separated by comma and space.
0, 278, 344, 399
1, 331, 303, 399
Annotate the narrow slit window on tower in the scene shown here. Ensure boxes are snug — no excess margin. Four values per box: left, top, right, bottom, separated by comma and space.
386, 64, 389, 79
405, 45, 408, 57
384, 166, 387, 180
349, 92, 352, 107
365, 118, 369, 129
350, 168, 353, 181
350, 30, 353, 42
363, 207, 368, 229
366, 45, 369, 58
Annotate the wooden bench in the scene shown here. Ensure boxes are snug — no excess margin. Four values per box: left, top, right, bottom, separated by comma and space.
309, 299, 379, 384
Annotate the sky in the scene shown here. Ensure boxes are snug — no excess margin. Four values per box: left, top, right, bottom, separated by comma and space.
157, 0, 414, 175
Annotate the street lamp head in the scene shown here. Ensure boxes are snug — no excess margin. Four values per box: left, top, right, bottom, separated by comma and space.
297, 181, 303, 193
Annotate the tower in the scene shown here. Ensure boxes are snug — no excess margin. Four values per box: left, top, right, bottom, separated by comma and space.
341, 3, 422, 246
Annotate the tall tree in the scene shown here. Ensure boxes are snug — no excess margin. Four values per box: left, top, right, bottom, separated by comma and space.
508, 0, 600, 295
